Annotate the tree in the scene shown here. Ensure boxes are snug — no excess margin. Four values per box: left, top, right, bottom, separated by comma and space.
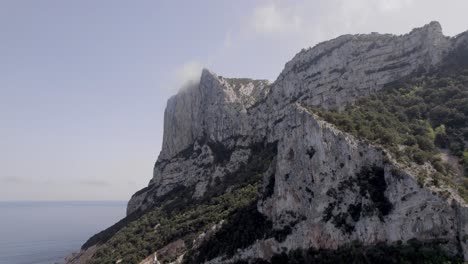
416, 136, 435, 152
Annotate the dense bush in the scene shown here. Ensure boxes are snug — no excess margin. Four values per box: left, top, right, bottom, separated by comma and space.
87, 142, 277, 264
239, 240, 463, 264
185, 200, 296, 263
88, 183, 260, 264
84, 51, 468, 263
184, 202, 273, 263
311, 64, 468, 202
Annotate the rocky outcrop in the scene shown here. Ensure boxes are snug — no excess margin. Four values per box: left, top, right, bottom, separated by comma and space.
129, 21, 462, 210
222, 105, 465, 261
271, 21, 451, 110
160, 70, 270, 160
123, 21, 468, 262
127, 71, 270, 214
139, 239, 186, 264
63, 245, 98, 264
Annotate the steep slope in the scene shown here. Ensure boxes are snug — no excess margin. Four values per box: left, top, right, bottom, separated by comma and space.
68, 22, 468, 264
128, 21, 457, 215
272, 21, 451, 109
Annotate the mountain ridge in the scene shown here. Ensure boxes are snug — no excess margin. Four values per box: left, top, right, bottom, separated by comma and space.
67, 21, 468, 264
129, 21, 464, 214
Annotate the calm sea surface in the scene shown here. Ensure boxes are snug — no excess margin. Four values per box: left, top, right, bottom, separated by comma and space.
0, 201, 126, 264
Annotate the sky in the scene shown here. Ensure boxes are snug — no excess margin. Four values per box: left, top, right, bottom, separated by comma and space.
1, 0, 468, 201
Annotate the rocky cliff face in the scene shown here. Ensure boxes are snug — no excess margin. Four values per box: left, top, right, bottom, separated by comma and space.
74, 22, 468, 264
227, 105, 467, 261
129, 21, 462, 200
159, 71, 270, 160
127, 72, 271, 214
272, 21, 451, 110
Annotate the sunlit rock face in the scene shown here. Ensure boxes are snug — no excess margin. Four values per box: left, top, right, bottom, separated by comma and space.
160, 69, 271, 160
271, 21, 451, 110
241, 106, 465, 261
126, 21, 468, 262
127, 70, 271, 214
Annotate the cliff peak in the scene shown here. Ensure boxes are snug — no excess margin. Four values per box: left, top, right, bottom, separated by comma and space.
200, 68, 218, 82
75, 22, 468, 264
416, 20, 443, 34
273, 21, 452, 109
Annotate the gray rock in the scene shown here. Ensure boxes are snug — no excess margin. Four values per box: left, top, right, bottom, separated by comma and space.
127, 21, 468, 262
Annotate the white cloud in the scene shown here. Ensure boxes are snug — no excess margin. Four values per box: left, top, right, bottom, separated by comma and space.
79, 179, 111, 187
174, 61, 204, 90
185, 0, 468, 84
246, 0, 416, 40
337, 0, 375, 30
1, 176, 25, 184
377, 0, 413, 12
250, 3, 302, 34
224, 31, 233, 48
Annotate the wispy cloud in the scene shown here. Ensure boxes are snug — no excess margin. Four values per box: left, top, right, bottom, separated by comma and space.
169, 0, 453, 90
223, 31, 233, 48
377, 0, 413, 12
1, 176, 59, 185
250, 3, 302, 34
173, 60, 205, 90
238, 0, 422, 51
1, 176, 25, 184
79, 179, 111, 187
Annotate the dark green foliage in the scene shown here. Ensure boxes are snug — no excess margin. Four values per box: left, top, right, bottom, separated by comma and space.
240, 240, 463, 264
185, 202, 273, 263
185, 199, 296, 263
82, 185, 197, 251
157, 185, 195, 214
86, 141, 278, 264
311, 56, 468, 202
203, 141, 278, 199
81, 207, 146, 250
89, 183, 260, 264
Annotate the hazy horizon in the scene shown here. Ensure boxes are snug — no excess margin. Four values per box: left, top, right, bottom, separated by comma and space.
0, 200, 126, 263
0, 199, 127, 202
2, 0, 468, 201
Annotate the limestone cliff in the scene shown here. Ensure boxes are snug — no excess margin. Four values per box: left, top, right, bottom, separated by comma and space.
128, 20, 463, 205
71, 22, 468, 264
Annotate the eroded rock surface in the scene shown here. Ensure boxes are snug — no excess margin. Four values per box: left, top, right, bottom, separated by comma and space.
102, 22, 468, 263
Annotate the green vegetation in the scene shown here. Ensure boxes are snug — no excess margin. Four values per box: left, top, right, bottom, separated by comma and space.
89, 182, 259, 264
184, 201, 272, 263
86, 142, 277, 264
185, 201, 297, 263
84, 49, 468, 263
311, 63, 468, 202
237, 240, 463, 264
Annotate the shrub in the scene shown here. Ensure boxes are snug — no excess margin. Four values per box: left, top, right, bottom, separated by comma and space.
311, 62, 468, 202
241, 240, 463, 264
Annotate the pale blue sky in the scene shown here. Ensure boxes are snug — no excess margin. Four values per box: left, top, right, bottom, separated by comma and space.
1, 0, 468, 200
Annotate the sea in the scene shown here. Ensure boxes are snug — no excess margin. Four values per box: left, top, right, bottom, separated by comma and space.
0, 201, 126, 264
